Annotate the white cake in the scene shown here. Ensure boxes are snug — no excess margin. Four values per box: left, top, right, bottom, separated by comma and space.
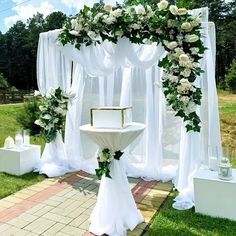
90, 107, 132, 129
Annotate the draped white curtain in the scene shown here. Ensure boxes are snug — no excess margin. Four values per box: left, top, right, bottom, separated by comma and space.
36, 7, 222, 209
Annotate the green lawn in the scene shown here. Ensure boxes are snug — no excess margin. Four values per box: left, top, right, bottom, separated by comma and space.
0, 104, 45, 199
149, 192, 236, 236
149, 91, 236, 235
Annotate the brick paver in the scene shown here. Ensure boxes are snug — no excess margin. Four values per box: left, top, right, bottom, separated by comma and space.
0, 171, 172, 236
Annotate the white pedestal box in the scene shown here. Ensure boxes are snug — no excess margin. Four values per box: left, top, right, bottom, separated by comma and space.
90, 107, 132, 129
194, 169, 236, 221
0, 145, 41, 176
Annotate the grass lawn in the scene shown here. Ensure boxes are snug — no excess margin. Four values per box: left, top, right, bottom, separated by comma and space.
149, 91, 236, 235
0, 104, 45, 199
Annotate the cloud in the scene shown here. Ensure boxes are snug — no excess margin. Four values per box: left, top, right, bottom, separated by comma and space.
60, 0, 123, 11
4, 1, 57, 28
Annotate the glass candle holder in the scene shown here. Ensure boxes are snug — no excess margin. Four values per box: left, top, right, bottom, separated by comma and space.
23, 129, 30, 145
218, 157, 233, 181
15, 130, 23, 148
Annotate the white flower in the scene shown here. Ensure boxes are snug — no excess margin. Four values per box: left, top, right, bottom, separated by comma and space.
177, 79, 192, 94
34, 90, 41, 97
177, 8, 187, 15
181, 69, 191, 77
70, 19, 77, 29
190, 47, 199, 55
69, 30, 80, 36
185, 101, 197, 114
93, 13, 103, 23
179, 54, 190, 62
130, 23, 141, 30
39, 105, 45, 111
185, 34, 199, 43
191, 15, 201, 27
135, 4, 146, 15
115, 30, 124, 37
156, 28, 163, 34
157, 0, 169, 11
87, 31, 101, 41
42, 114, 51, 120
55, 107, 67, 116
174, 47, 184, 57
53, 118, 59, 124
146, 5, 153, 17
181, 22, 192, 31
48, 87, 55, 96
87, 11, 92, 17
103, 15, 116, 25
166, 41, 178, 50
104, 4, 112, 12
111, 9, 122, 18
180, 96, 190, 104
35, 119, 45, 128
75, 23, 83, 31
169, 75, 178, 83
167, 19, 173, 28
45, 123, 54, 131
169, 5, 178, 15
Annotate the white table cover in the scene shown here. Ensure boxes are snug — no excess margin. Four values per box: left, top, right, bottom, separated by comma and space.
80, 123, 145, 236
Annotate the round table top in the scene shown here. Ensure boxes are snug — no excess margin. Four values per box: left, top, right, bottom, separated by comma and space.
80, 122, 146, 151
80, 122, 145, 134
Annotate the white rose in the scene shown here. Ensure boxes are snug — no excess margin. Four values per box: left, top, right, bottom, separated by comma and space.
75, 23, 83, 31
169, 5, 178, 15
115, 30, 124, 37
135, 4, 146, 15
103, 15, 116, 24
181, 69, 191, 77
185, 34, 199, 43
169, 75, 178, 83
177, 8, 187, 15
93, 13, 103, 23
156, 28, 163, 34
181, 22, 192, 31
69, 30, 80, 36
166, 94, 173, 100
87, 31, 96, 40
70, 19, 77, 29
55, 107, 67, 116
180, 96, 190, 104
34, 90, 41, 97
190, 47, 200, 55
112, 9, 122, 18
104, 4, 112, 12
179, 54, 189, 62
191, 15, 201, 27
157, 0, 169, 11
146, 5, 153, 17
180, 78, 189, 84
53, 118, 59, 124
130, 23, 141, 30
185, 101, 197, 114
166, 41, 178, 50
174, 47, 184, 57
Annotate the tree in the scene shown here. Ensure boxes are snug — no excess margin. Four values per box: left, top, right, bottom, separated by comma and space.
44, 11, 67, 31
225, 59, 236, 93
0, 73, 8, 89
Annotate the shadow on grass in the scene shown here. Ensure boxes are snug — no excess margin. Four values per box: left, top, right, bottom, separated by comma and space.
147, 192, 236, 236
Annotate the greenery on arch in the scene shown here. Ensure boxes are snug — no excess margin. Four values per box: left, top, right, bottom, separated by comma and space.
58, 0, 206, 132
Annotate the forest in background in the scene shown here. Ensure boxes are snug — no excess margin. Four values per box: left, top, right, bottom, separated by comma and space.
0, 0, 235, 91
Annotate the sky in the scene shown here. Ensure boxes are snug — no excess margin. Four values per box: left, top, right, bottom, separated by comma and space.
0, 0, 121, 33
0, 0, 233, 33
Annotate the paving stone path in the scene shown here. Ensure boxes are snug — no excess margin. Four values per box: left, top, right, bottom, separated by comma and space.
0, 171, 173, 236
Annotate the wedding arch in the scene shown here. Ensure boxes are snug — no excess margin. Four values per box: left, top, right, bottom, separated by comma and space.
35, 1, 221, 210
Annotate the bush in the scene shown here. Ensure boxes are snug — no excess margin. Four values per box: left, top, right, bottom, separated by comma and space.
17, 97, 41, 136
225, 59, 236, 93
0, 73, 8, 89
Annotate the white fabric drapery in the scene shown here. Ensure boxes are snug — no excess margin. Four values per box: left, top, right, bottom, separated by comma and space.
36, 7, 222, 209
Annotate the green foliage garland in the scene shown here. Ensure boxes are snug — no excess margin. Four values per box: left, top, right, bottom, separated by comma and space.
58, 0, 206, 132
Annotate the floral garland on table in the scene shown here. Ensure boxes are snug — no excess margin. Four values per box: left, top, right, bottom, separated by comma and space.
34, 87, 74, 143
58, 0, 206, 132
96, 148, 124, 179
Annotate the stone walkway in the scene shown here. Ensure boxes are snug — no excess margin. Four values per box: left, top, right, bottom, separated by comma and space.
0, 171, 173, 236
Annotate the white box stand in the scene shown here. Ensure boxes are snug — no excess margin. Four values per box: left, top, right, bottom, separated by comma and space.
194, 169, 236, 221
0, 145, 41, 176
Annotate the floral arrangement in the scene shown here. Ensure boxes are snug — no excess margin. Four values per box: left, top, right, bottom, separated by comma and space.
58, 0, 206, 132
34, 87, 74, 143
96, 148, 123, 179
